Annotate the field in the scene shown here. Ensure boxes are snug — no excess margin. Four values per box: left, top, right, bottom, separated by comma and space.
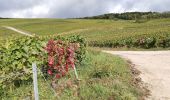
1, 18, 170, 48
0, 18, 169, 99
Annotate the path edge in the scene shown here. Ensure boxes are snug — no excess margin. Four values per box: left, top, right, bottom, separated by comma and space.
127, 60, 150, 100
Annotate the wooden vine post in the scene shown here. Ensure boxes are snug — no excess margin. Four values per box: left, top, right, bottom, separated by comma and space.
32, 63, 39, 100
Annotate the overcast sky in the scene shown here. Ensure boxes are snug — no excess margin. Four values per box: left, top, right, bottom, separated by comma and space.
0, 0, 170, 18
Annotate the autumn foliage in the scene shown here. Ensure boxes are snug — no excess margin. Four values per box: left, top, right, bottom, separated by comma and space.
45, 40, 79, 79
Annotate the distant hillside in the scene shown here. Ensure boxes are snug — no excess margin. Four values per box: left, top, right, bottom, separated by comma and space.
80, 12, 170, 20
0, 17, 10, 19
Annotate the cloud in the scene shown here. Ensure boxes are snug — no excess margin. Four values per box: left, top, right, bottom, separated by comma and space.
0, 0, 170, 18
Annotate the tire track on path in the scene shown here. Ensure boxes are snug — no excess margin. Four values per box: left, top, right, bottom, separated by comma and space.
2, 26, 34, 37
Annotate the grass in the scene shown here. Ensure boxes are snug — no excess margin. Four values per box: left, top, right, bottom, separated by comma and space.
1, 49, 144, 100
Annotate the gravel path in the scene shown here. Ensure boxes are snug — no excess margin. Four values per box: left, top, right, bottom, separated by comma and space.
103, 50, 170, 100
2, 26, 33, 37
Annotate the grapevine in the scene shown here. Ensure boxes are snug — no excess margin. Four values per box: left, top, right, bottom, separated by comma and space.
45, 39, 79, 79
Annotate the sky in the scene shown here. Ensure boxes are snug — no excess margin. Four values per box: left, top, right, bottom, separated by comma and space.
0, 0, 170, 18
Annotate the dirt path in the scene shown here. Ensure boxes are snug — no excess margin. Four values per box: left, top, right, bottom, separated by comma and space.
2, 26, 34, 37
103, 50, 170, 100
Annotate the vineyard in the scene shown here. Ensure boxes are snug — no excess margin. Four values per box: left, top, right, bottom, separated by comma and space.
0, 18, 170, 99
88, 32, 170, 48
0, 35, 146, 99
0, 35, 87, 99
1, 18, 170, 49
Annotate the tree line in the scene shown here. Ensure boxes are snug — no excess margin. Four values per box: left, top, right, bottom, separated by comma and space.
79, 12, 170, 20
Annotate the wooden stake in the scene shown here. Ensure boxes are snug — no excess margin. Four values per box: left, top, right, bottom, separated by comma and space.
32, 63, 39, 100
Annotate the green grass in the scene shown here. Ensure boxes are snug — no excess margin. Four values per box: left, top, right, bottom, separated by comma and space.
2, 50, 144, 100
